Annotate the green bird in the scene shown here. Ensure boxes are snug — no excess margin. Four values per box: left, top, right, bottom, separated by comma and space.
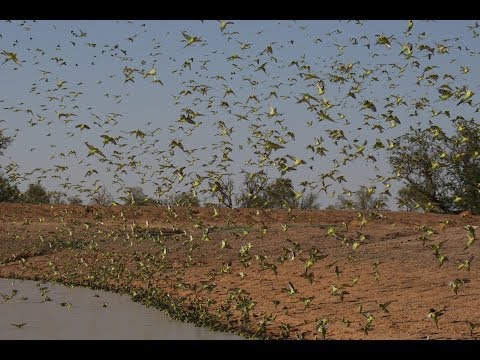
406, 20, 414, 33
75, 123, 90, 131
181, 32, 202, 47
360, 322, 373, 335
466, 321, 480, 336
84, 142, 106, 158
362, 100, 377, 112
331, 284, 349, 302
11, 323, 28, 328
427, 308, 445, 328
264, 140, 285, 151
436, 253, 448, 267
450, 278, 469, 295
219, 20, 234, 32
300, 296, 314, 309
457, 89, 474, 105
377, 301, 394, 314
376, 34, 394, 48
1, 50, 21, 65
463, 225, 477, 250
334, 265, 341, 278
284, 282, 297, 296
458, 256, 474, 272
315, 318, 329, 339
363, 312, 375, 325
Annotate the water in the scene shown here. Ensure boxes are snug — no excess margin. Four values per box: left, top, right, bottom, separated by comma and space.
0, 278, 242, 340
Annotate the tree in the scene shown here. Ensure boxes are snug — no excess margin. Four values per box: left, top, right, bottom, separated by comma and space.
48, 191, 67, 204
168, 191, 200, 207
237, 172, 269, 208
22, 183, 50, 204
67, 196, 83, 205
121, 186, 156, 206
333, 194, 354, 210
299, 192, 320, 210
0, 174, 20, 203
0, 129, 12, 156
0, 129, 20, 203
90, 186, 114, 206
396, 185, 424, 212
264, 178, 297, 209
445, 120, 480, 214
215, 178, 236, 208
332, 186, 387, 211
390, 120, 480, 213
353, 186, 388, 211
238, 175, 307, 209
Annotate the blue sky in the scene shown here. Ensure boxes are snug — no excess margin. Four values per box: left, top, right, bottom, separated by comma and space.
0, 20, 479, 207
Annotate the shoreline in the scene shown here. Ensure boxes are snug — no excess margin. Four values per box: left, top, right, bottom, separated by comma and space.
1, 204, 479, 339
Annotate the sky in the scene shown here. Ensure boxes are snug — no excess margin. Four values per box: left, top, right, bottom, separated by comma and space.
0, 20, 479, 208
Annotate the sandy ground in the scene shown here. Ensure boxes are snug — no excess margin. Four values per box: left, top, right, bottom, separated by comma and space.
1, 203, 479, 339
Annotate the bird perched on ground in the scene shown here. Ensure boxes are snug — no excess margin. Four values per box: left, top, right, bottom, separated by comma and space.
427, 308, 445, 327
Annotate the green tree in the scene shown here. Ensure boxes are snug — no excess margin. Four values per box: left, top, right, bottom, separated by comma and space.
90, 186, 114, 206
0, 174, 21, 202
161, 191, 200, 207
396, 185, 424, 212
390, 120, 480, 213
67, 196, 83, 205
0, 129, 20, 203
299, 192, 320, 210
216, 178, 236, 208
48, 191, 67, 204
237, 172, 269, 208
121, 186, 156, 206
264, 178, 297, 209
0, 129, 12, 156
333, 186, 387, 211
445, 120, 480, 214
353, 186, 388, 210
22, 183, 50, 204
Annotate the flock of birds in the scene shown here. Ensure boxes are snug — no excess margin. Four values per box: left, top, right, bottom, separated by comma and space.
0, 19, 479, 339
0, 19, 478, 205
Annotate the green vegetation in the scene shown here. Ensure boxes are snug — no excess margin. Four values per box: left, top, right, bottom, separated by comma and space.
21, 183, 50, 204
329, 186, 387, 211
390, 119, 480, 214
0, 174, 20, 203
89, 185, 114, 206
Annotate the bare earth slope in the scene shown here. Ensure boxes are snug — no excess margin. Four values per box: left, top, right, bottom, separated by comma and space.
1, 204, 479, 339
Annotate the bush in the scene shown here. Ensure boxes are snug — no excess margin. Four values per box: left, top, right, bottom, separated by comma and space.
22, 183, 50, 204
332, 186, 388, 211
390, 119, 480, 213
121, 186, 156, 206
48, 191, 67, 204
90, 186, 114, 206
67, 196, 83, 205
0, 174, 21, 203
237, 172, 269, 208
0, 129, 12, 156
161, 192, 200, 207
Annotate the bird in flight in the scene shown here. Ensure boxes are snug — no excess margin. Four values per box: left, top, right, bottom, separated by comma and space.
1, 50, 21, 65
84, 142, 106, 158
181, 32, 202, 47
11, 322, 28, 328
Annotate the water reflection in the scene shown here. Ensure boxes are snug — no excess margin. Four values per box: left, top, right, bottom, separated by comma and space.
0, 278, 242, 340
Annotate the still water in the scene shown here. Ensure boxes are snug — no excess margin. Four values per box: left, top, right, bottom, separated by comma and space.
0, 278, 242, 340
